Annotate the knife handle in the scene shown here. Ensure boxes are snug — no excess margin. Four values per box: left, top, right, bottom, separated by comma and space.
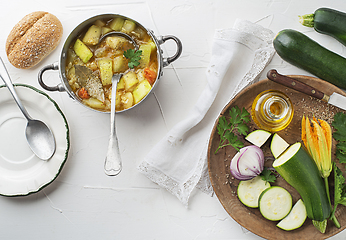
267, 69, 326, 101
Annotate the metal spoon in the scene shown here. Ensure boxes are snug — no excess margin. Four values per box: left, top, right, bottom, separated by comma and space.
0, 57, 56, 160
101, 32, 139, 176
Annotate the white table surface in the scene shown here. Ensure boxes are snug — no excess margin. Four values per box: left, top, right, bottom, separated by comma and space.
0, 0, 346, 239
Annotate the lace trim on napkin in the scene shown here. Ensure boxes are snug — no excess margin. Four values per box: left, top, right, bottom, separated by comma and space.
213, 20, 275, 95
233, 19, 274, 43
138, 154, 205, 206
232, 47, 275, 97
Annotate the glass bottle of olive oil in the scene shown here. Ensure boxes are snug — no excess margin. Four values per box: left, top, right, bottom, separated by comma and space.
251, 90, 293, 132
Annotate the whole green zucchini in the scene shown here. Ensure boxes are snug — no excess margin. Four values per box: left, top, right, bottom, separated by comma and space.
273, 29, 346, 89
300, 8, 346, 46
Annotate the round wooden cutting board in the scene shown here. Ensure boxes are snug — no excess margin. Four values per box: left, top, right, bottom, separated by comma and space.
208, 75, 346, 240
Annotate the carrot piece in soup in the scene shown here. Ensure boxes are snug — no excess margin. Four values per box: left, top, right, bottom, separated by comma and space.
143, 67, 157, 85
78, 87, 90, 99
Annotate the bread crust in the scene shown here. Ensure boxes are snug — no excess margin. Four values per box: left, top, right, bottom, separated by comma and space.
6, 11, 63, 69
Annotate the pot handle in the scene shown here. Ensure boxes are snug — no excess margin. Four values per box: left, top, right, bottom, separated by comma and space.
38, 62, 66, 92
157, 35, 182, 67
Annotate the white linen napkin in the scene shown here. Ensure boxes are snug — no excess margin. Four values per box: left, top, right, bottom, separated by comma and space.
138, 19, 275, 207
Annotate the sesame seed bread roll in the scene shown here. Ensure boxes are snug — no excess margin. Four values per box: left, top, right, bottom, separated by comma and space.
6, 11, 63, 69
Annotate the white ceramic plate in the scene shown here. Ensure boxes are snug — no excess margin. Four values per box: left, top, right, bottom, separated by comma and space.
0, 84, 69, 196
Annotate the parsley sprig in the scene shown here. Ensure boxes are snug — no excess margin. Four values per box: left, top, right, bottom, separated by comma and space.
260, 167, 276, 183
123, 49, 142, 69
330, 162, 346, 228
332, 112, 346, 164
215, 106, 250, 153
329, 113, 346, 228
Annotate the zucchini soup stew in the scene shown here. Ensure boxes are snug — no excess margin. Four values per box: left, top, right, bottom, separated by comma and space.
65, 16, 158, 112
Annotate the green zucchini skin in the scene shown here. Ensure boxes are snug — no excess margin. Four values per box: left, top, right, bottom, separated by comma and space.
313, 8, 346, 46
273, 143, 331, 221
273, 29, 346, 89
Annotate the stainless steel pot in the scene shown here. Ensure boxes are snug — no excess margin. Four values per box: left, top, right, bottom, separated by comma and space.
38, 14, 182, 113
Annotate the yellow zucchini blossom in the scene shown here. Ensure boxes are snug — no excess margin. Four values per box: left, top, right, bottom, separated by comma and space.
301, 116, 332, 178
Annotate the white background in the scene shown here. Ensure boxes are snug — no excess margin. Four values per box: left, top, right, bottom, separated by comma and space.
0, 0, 346, 239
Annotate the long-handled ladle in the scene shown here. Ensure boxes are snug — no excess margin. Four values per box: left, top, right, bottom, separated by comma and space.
100, 32, 138, 176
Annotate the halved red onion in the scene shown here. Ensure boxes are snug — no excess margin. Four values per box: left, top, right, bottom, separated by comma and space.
230, 145, 264, 180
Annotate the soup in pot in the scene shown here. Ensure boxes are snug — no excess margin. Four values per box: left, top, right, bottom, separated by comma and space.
65, 16, 158, 112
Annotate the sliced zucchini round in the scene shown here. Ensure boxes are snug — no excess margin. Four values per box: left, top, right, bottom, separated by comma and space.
259, 186, 292, 221
245, 129, 271, 147
237, 176, 271, 208
277, 199, 307, 231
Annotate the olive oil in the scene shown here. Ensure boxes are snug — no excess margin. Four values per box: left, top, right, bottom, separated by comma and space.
251, 90, 293, 132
